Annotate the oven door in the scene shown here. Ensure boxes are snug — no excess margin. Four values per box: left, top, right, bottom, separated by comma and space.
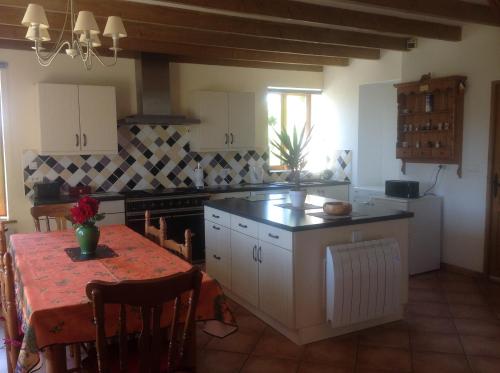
126, 209, 206, 263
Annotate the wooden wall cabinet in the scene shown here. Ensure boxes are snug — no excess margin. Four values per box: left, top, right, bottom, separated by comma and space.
394, 75, 466, 177
37, 83, 118, 155
189, 90, 255, 152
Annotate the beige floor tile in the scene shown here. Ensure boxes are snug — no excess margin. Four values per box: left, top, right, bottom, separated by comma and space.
356, 345, 411, 372
303, 334, 357, 368
240, 356, 299, 373
252, 327, 304, 360
197, 349, 248, 373
412, 352, 472, 373
410, 332, 464, 354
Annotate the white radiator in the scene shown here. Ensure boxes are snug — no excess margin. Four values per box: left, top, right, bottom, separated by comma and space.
326, 238, 402, 328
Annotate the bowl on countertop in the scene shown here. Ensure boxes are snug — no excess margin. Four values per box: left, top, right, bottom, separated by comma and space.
323, 201, 352, 216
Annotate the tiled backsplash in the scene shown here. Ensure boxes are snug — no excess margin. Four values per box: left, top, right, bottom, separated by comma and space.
23, 125, 352, 196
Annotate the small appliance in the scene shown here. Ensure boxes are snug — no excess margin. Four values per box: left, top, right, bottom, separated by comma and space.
385, 180, 419, 199
33, 181, 61, 199
249, 166, 264, 184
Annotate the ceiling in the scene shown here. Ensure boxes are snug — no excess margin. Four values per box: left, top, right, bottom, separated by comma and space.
1, 0, 499, 72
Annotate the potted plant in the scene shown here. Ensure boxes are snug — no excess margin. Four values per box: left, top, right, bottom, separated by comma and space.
70, 196, 105, 257
271, 125, 313, 208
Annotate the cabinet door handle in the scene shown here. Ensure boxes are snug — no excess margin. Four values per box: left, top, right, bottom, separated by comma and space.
258, 246, 262, 263
213, 254, 221, 261
230, 133, 234, 144
212, 225, 220, 231
225, 133, 229, 145
252, 245, 257, 262
212, 214, 220, 219
238, 223, 248, 229
76, 134, 80, 147
268, 233, 279, 240
83, 133, 87, 147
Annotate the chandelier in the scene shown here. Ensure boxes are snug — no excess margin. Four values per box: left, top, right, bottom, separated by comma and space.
21, 1, 127, 70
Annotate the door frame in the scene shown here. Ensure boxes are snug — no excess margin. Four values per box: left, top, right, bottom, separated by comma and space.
484, 81, 500, 278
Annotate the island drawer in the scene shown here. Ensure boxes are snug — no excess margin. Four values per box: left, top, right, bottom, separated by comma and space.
231, 215, 259, 237
259, 224, 292, 251
204, 207, 230, 227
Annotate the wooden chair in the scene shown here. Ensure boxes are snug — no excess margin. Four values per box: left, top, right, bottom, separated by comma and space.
145, 211, 193, 262
1, 251, 21, 373
30, 203, 73, 232
86, 267, 202, 373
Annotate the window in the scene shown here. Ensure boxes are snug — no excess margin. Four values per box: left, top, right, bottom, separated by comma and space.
0, 65, 8, 217
267, 87, 323, 170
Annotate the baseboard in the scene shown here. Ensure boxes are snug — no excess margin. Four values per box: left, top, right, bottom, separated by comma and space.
440, 262, 485, 279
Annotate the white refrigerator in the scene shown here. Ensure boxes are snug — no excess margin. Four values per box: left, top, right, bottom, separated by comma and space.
371, 195, 442, 275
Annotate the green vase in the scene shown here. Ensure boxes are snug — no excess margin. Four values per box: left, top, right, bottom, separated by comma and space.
75, 225, 100, 257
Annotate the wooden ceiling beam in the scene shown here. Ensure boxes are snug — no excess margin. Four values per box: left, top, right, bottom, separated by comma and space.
160, 0, 462, 41
343, 0, 500, 27
168, 56, 324, 72
0, 6, 379, 59
0, 1, 409, 51
0, 24, 347, 66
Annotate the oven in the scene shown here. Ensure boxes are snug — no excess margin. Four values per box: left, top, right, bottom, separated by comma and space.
125, 193, 210, 263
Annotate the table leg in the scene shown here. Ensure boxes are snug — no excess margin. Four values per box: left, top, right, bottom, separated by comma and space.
45, 344, 67, 373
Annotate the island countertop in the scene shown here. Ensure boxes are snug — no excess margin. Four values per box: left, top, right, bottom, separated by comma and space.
204, 194, 414, 232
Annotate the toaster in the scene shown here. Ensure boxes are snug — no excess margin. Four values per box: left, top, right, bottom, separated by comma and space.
385, 180, 420, 199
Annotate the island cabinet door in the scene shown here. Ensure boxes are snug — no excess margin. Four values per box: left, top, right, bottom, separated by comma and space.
231, 230, 259, 307
258, 241, 294, 328
205, 222, 231, 289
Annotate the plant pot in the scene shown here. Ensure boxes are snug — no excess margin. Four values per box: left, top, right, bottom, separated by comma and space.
75, 225, 100, 257
290, 189, 307, 208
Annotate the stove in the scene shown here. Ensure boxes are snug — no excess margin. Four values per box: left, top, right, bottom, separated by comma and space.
124, 189, 210, 263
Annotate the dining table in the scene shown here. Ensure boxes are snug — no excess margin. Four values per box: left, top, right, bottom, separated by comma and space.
8, 224, 236, 373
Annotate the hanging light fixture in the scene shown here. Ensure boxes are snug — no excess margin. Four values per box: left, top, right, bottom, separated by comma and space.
21, 1, 127, 70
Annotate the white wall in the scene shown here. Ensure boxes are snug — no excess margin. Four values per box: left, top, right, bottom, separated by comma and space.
399, 24, 500, 272
358, 82, 399, 186
0, 48, 137, 233
169, 63, 323, 150
322, 51, 403, 185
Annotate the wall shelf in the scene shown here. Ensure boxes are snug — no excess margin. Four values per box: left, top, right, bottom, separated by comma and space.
395, 75, 466, 177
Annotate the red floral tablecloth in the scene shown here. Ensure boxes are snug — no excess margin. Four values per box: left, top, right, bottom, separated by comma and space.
9, 225, 235, 373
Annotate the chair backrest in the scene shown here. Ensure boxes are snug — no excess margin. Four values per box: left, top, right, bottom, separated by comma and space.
144, 211, 193, 262
86, 268, 202, 373
30, 203, 73, 232
1, 252, 21, 373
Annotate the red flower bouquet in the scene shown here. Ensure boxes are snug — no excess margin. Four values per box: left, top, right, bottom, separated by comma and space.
70, 196, 105, 226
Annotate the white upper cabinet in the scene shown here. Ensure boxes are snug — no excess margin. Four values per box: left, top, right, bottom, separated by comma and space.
190, 90, 255, 152
37, 83, 117, 155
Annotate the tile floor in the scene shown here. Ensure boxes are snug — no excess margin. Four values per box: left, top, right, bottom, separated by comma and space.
2, 270, 500, 372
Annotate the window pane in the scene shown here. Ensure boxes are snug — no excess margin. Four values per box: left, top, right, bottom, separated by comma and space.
267, 93, 282, 167
285, 94, 307, 137
0, 73, 6, 216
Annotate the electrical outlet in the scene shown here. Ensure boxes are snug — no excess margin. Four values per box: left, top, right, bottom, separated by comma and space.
29, 161, 38, 170
352, 230, 363, 243
29, 176, 42, 183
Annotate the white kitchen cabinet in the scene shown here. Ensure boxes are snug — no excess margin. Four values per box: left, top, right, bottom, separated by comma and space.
230, 230, 259, 307
190, 90, 255, 151
307, 184, 349, 201
258, 240, 293, 327
205, 222, 231, 289
37, 83, 117, 155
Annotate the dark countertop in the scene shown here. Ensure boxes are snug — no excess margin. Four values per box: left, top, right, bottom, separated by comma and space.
205, 194, 414, 232
30, 180, 350, 205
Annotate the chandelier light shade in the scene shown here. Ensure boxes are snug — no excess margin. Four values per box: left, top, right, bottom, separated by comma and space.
21, 1, 127, 70
73, 11, 100, 35
103, 16, 127, 39
21, 4, 49, 28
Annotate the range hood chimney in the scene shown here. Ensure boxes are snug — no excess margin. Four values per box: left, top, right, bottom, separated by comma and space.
120, 53, 200, 125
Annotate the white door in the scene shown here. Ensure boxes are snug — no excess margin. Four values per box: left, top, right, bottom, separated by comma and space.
228, 92, 255, 150
190, 91, 229, 151
205, 222, 231, 289
78, 85, 118, 154
230, 230, 259, 307
37, 83, 81, 155
258, 241, 294, 327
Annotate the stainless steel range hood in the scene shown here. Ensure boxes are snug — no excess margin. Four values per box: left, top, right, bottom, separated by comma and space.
120, 53, 200, 126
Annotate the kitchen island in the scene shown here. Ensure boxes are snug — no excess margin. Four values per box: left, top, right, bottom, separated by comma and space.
204, 194, 413, 344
